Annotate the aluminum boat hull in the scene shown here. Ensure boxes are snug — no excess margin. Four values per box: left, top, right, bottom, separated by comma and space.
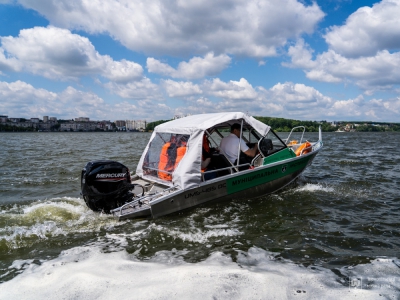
114, 150, 319, 220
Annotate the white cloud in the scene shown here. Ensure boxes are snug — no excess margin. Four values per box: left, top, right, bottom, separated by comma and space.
169, 80, 333, 119
105, 78, 162, 100
324, 0, 400, 58
284, 1, 400, 93
269, 82, 331, 106
284, 39, 317, 69
162, 80, 202, 97
0, 26, 143, 82
146, 58, 176, 78
286, 39, 400, 91
170, 80, 400, 121
326, 94, 400, 121
0, 80, 171, 120
104, 59, 143, 83
147, 53, 231, 79
0, 81, 102, 118
262, 83, 400, 121
328, 95, 365, 118
17, 0, 324, 58
2, 78, 399, 122
0, 48, 22, 73
204, 78, 258, 100
256, 82, 333, 120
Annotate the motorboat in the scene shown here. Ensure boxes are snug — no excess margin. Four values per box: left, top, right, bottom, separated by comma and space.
80, 112, 323, 220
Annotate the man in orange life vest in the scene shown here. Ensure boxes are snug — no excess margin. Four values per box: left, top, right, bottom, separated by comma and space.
158, 135, 187, 181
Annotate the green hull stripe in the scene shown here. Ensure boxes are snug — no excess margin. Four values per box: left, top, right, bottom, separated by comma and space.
226, 155, 311, 194
263, 148, 296, 165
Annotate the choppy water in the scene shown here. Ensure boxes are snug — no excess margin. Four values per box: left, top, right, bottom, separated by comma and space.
0, 132, 399, 299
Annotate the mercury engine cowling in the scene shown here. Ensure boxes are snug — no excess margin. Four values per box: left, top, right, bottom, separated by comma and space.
81, 160, 134, 213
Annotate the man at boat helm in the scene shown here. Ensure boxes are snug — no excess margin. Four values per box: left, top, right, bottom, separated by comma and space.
219, 123, 258, 164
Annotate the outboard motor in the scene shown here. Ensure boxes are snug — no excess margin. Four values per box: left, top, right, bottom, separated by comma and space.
81, 160, 134, 213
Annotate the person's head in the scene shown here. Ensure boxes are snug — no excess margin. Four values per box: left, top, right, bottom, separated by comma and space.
230, 123, 241, 137
170, 135, 177, 144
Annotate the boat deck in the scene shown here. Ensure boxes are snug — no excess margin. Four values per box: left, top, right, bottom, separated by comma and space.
111, 178, 179, 220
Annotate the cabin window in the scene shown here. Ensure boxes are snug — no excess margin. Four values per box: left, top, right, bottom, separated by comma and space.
258, 130, 287, 157
241, 127, 261, 147
142, 133, 190, 181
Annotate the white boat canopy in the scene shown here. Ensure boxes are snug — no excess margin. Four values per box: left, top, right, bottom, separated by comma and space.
136, 112, 271, 190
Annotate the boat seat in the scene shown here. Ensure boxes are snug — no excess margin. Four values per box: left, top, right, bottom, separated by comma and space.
211, 153, 236, 177
237, 152, 253, 171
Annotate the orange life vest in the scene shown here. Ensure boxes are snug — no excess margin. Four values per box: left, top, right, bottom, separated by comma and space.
175, 144, 186, 167
158, 142, 174, 181
295, 141, 312, 156
158, 142, 186, 181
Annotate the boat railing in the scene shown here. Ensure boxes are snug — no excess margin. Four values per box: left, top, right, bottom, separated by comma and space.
113, 185, 178, 216
284, 126, 306, 145
144, 166, 173, 174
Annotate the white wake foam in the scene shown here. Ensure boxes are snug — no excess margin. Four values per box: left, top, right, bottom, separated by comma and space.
1, 246, 398, 299
296, 183, 334, 193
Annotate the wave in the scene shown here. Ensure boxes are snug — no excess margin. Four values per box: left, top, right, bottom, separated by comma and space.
294, 183, 335, 193
0, 197, 120, 251
0, 245, 398, 299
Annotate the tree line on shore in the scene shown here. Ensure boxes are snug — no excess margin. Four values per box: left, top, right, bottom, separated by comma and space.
145, 117, 400, 132
254, 117, 400, 132
2, 116, 400, 132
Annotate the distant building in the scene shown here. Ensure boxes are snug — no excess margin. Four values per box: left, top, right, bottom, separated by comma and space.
115, 120, 126, 127
125, 120, 135, 130
60, 121, 98, 131
39, 122, 52, 131
50, 117, 57, 122
60, 122, 77, 131
115, 120, 126, 130
13, 122, 36, 129
134, 120, 146, 131
77, 121, 97, 131
0, 115, 7, 123
125, 120, 147, 131
30, 118, 40, 123
43, 116, 49, 122
75, 117, 90, 122
97, 120, 113, 131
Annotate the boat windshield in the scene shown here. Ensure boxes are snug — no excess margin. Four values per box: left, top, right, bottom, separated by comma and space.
258, 129, 287, 157
242, 127, 261, 144
142, 132, 190, 181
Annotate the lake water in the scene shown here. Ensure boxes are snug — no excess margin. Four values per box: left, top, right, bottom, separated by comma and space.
0, 131, 399, 299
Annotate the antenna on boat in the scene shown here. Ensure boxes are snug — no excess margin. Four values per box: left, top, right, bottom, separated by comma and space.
319, 126, 322, 142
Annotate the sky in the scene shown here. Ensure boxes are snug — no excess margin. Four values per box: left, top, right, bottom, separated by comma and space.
0, 0, 400, 122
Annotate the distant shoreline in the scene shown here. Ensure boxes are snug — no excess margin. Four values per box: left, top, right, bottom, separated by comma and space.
1, 130, 399, 133
2, 117, 400, 132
